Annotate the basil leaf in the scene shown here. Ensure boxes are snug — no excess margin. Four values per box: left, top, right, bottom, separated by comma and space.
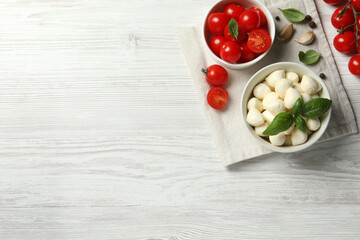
299, 50, 321, 65
292, 98, 304, 116
228, 18, 239, 39
295, 115, 307, 132
278, 8, 306, 23
302, 98, 332, 118
263, 112, 294, 136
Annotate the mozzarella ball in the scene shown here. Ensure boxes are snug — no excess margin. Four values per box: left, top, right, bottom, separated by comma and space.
262, 110, 275, 123
311, 94, 320, 99
247, 108, 265, 127
301, 93, 312, 103
269, 133, 286, 146
300, 75, 322, 94
247, 97, 263, 112
284, 135, 292, 146
253, 83, 271, 100
265, 70, 285, 89
267, 99, 286, 115
307, 118, 321, 131
293, 83, 302, 93
255, 122, 269, 137
291, 127, 308, 145
286, 72, 299, 83
275, 78, 293, 99
262, 92, 279, 110
282, 122, 295, 135
284, 87, 301, 109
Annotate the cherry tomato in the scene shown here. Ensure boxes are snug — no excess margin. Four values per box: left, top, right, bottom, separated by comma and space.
238, 42, 256, 63
348, 55, 360, 76
324, 0, 343, 4
333, 31, 356, 53
224, 20, 246, 42
224, 3, 245, 20
207, 87, 229, 110
352, 0, 360, 12
210, 36, 227, 56
357, 39, 360, 53
201, 65, 228, 87
250, 7, 267, 26
239, 9, 261, 32
220, 41, 242, 63
331, 7, 355, 30
247, 29, 272, 53
207, 13, 230, 36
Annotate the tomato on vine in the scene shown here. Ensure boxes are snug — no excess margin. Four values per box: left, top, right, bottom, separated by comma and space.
333, 31, 356, 53
331, 6, 355, 30
348, 55, 360, 76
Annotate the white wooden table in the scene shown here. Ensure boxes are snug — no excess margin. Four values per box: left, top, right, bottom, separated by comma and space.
0, 0, 359, 239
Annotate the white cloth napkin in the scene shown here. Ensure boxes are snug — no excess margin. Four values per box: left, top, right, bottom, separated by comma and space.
178, 0, 358, 166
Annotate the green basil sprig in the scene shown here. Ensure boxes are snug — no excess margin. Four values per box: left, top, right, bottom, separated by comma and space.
262, 97, 332, 136
299, 50, 321, 65
228, 18, 239, 39
278, 8, 306, 23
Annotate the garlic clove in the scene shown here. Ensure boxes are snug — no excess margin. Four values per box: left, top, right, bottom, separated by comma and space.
295, 30, 315, 45
277, 23, 294, 42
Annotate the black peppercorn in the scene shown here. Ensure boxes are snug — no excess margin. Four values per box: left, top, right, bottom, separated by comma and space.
305, 15, 312, 21
309, 21, 317, 28
275, 16, 280, 21
319, 73, 326, 79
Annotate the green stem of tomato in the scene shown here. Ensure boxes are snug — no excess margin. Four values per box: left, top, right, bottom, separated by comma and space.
201, 68, 208, 76
348, 0, 360, 48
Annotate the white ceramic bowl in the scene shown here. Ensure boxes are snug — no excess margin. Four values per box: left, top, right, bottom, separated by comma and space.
203, 0, 276, 70
241, 62, 332, 153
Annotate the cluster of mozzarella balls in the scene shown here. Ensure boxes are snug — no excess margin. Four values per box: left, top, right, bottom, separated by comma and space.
246, 70, 322, 146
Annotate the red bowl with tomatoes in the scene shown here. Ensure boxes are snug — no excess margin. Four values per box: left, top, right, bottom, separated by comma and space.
203, 0, 275, 69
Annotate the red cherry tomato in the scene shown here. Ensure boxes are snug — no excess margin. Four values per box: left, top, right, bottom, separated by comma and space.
348, 55, 360, 76
201, 65, 228, 87
207, 87, 229, 110
220, 41, 242, 63
239, 9, 261, 32
250, 7, 267, 26
352, 0, 360, 11
333, 31, 356, 53
238, 42, 256, 63
210, 36, 227, 56
324, 0, 343, 4
207, 13, 230, 36
224, 3, 245, 20
331, 7, 355, 30
224, 20, 246, 42
247, 29, 272, 53
357, 39, 360, 53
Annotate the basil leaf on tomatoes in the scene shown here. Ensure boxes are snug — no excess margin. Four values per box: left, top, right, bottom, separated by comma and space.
228, 18, 239, 39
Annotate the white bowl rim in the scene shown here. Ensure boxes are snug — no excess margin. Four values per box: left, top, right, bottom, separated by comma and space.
202, 0, 276, 69
241, 62, 332, 153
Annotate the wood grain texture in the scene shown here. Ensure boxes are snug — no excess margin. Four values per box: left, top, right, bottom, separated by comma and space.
0, 0, 359, 239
